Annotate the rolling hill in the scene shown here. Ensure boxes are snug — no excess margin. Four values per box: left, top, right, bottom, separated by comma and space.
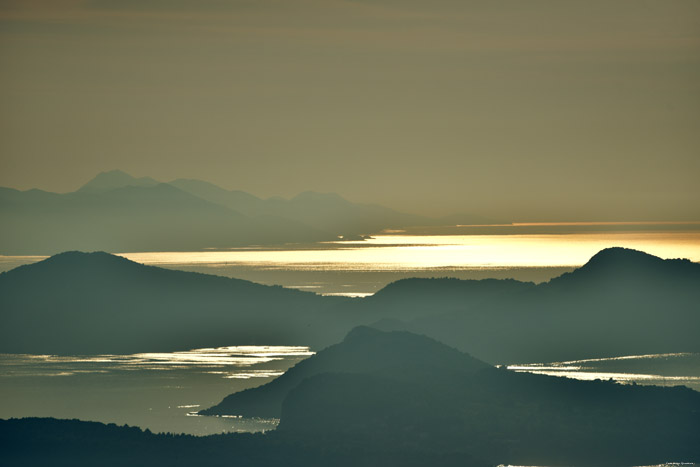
3, 327, 699, 466
0, 251, 352, 354
0, 248, 698, 362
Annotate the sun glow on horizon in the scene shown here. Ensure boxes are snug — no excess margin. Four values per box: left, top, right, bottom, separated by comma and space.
119, 231, 700, 270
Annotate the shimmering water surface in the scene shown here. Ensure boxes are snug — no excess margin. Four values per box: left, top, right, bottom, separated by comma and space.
1, 348, 698, 436
508, 353, 700, 391
0, 346, 314, 435
1, 226, 699, 296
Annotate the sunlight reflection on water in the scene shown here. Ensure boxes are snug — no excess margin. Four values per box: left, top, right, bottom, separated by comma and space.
2, 228, 698, 296
118, 231, 700, 269
508, 353, 700, 391
0, 346, 315, 377
0, 346, 315, 435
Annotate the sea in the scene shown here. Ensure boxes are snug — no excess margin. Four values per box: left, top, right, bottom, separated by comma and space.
0, 346, 313, 435
2, 225, 700, 297
0, 348, 698, 436
1, 225, 699, 440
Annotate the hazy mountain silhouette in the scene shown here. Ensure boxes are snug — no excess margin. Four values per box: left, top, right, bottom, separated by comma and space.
0, 179, 328, 254
167, 178, 266, 213
0, 170, 478, 254
264, 190, 430, 237
0, 248, 698, 361
3, 328, 699, 466
77, 169, 159, 193
200, 326, 489, 418
169, 178, 429, 236
275, 330, 700, 465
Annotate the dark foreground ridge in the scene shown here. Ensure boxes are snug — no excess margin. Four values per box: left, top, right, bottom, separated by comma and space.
2, 327, 700, 466
1, 247, 699, 361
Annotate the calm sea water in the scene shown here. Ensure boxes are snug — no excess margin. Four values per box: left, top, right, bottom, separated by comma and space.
0, 346, 313, 435
1, 348, 698, 435
1, 227, 699, 296
508, 353, 700, 391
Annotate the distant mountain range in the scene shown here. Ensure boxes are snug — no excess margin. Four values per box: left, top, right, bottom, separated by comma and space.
0, 169, 488, 255
2, 327, 699, 466
0, 248, 698, 362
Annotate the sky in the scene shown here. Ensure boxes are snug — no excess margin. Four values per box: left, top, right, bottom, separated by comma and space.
1, 0, 699, 221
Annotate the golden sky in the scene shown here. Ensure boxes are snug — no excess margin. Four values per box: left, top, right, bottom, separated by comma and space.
1, 0, 699, 221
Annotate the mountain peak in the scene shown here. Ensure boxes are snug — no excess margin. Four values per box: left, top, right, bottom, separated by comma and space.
583, 247, 663, 269
578, 247, 697, 275
78, 170, 159, 193
42, 250, 128, 264
547, 247, 699, 288
15, 251, 136, 274
342, 325, 383, 342
200, 326, 489, 418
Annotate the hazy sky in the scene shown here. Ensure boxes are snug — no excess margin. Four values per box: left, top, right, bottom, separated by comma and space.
1, 0, 699, 220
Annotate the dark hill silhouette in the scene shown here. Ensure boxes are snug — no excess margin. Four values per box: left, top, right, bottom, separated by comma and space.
0, 417, 491, 467
0, 252, 355, 354
265, 328, 700, 465
546, 246, 700, 290
367, 277, 535, 320
0, 248, 698, 361
367, 248, 700, 362
278, 361, 700, 466
4, 328, 698, 466
200, 326, 488, 418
